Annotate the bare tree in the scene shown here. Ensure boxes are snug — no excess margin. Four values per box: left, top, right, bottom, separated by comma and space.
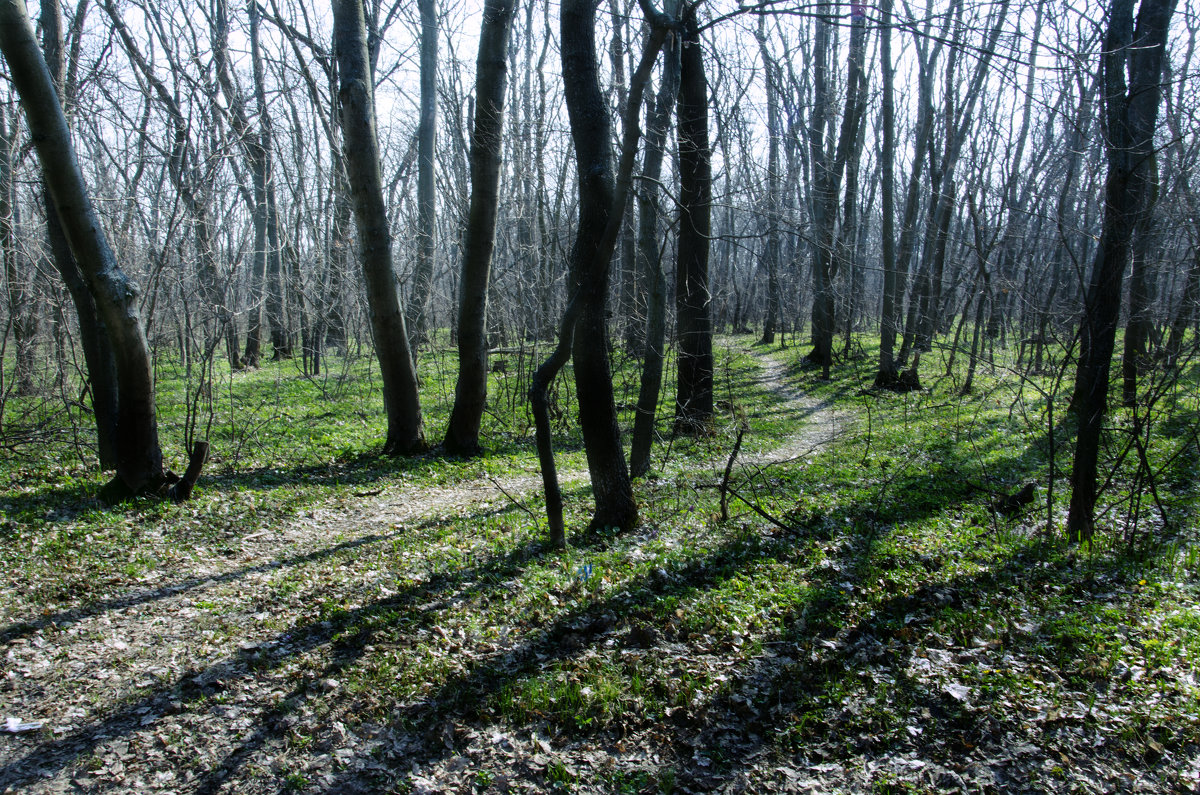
443, 0, 517, 456
1068, 0, 1176, 541
333, 0, 426, 455
37, 0, 119, 469
102, 0, 242, 370
0, 102, 35, 396
874, 0, 901, 388
0, 0, 187, 497
673, 2, 714, 431
406, 0, 438, 348
754, 15, 781, 348
629, 4, 681, 477
807, 0, 867, 377
531, 0, 674, 541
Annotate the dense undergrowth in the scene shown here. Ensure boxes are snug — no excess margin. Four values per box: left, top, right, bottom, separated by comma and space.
1, 332, 1198, 793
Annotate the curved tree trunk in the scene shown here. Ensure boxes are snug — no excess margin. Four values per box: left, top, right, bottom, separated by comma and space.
333, 0, 426, 455
558, 0, 637, 530
531, 0, 672, 536
0, 0, 163, 494
443, 0, 517, 456
37, 0, 117, 469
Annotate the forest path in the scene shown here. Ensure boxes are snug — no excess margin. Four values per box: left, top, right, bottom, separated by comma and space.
738, 342, 856, 466
0, 340, 848, 793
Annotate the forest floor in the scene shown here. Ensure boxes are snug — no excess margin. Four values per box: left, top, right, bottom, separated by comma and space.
1, 340, 1199, 794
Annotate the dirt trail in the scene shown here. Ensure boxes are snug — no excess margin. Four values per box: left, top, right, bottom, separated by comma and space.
0, 343, 847, 794
739, 344, 855, 466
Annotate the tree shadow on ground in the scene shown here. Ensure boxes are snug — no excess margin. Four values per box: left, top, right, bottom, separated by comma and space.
664, 539, 1189, 793
181, 443, 1014, 792
0, 481, 603, 791
3, 444, 1155, 794
0, 476, 596, 649
0, 432, 589, 526
304, 474, 999, 792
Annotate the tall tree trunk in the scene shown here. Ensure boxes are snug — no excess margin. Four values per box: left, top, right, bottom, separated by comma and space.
629, 12, 680, 477
531, 0, 671, 538
962, 194, 995, 395
1161, 70, 1200, 371
808, 1, 867, 377
560, 0, 638, 529
213, 0, 270, 367
39, 0, 117, 469
0, 105, 36, 396
43, 187, 119, 457
985, 0, 1046, 349
333, 0, 426, 455
608, 0, 638, 354
874, 0, 901, 387
1121, 160, 1158, 405
443, 0, 517, 456
755, 15, 781, 347
901, 0, 1008, 388
406, 0, 438, 349
262, 47, 289, 360
1067, 0, 1175, 542
674, 4, 714, 431
0, 0, 163, 494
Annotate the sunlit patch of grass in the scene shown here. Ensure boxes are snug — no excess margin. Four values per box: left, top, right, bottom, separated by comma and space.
498, 656, 650, 733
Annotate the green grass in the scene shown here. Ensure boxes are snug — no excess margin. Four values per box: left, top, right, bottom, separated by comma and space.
2, 328, 1199, 792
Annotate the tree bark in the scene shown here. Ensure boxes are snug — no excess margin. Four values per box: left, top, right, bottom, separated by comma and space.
629, 13, 681, 477
673, 4, 714, 432
333, 0, 426, 455
256, 0, 290, 361
559, 0, 639, 530
807, 1, 867, 377
213, 0, 274, 367
531, 0, 671, 537
406, 0, 438, 349
755, 15, 781, 348
0, 0, 163, 494
38, 0, 117, 469
874, 0, 901, 388
0, 105, 36, 397
1121, 160, 1158, 406
1067, 0, 1175, 542
443, 0, 517, 456
900, 0, 1008, 388
102, 0, 241, 370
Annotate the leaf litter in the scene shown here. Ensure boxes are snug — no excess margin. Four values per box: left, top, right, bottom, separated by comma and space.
0, 347, 1197, 793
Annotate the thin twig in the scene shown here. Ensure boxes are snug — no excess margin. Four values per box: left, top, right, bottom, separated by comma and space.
726, 484, 791, 531
487, 475, 538, 519
719, 424, 747, 520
